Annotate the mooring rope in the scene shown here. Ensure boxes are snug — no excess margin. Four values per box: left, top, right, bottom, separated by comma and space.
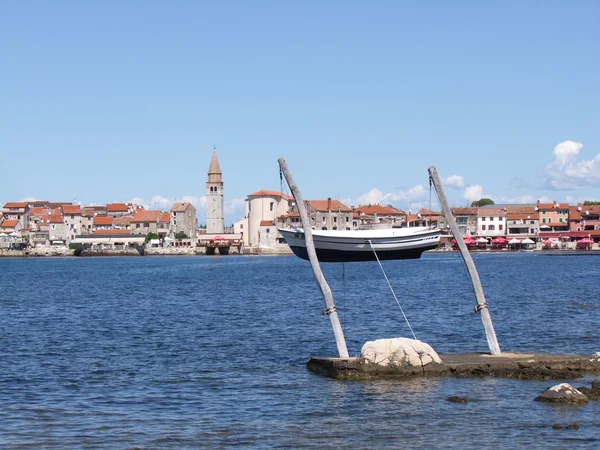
367, 240, 417, 340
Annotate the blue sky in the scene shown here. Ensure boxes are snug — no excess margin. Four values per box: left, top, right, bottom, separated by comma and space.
1, 1, 599, 224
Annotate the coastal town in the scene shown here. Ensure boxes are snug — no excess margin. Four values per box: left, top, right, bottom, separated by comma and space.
1, 151, 599, 255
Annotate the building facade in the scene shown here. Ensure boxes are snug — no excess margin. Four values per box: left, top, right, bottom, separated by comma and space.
477, 207, 507, 237
170, 202, 197, 238
235, 190, 294, 247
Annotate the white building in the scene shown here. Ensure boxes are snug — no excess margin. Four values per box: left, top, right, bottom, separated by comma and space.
477, 207, 507, 237
234, 190, 294, 247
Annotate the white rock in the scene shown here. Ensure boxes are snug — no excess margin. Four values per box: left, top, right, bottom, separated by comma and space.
589, 352, 600, 362
360, 338, 442, 368
535, 383, 588, 403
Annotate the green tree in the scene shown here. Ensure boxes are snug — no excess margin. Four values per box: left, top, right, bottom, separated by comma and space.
174, 231, 188, 240
471, 198, 495, 207
145, 232, 159, 243
583, 200, 600, 206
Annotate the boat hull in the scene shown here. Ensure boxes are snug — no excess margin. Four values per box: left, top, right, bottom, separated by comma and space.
278, 227, 441, 262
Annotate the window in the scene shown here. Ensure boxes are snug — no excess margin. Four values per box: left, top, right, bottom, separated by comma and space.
322, 227, 327, 230
144, 222, 149, 227
333, 227, 337, 230
530, 220, 534, 224
499, 224, 503, 230
240, 224, 244, 229
266, 228, 270, 233
543, 218, 546, 223
530, 228, 535, 234
489, 225, 495, 230
543, 211, 546, 215
346, 217, 349, 222
482, 225, 486, 231
482, 217, 486, 221
559, 218, 563, 223
136, 224, 141, 228
333, 217, 337, 223
173, 212, 176, 216
549, 218, 552, 223
270, 202, 274, 212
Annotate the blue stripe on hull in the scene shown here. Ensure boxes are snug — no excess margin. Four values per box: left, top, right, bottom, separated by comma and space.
288, 243, 439, 262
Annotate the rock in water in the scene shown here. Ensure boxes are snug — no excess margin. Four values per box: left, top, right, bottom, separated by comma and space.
534, 383, 589, 404
589, 352, 600, 362
360, 338, 442, 368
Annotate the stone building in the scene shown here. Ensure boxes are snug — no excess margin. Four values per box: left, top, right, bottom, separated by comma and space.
206, 150, 224, 234
170, 202, 197, 238
61, 204, 82, 242
235, 190, 294, 247
353, 204, 405, 228
2, 202, 30, 226
130, 209, 162, 235
106, 203, 130, 218
48, 209, 69, 245
506, 205, 538, 239
451, 207, 478, 236
276, 198, 354, 231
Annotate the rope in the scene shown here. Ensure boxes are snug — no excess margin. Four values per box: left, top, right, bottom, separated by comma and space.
367, 240, 417, 340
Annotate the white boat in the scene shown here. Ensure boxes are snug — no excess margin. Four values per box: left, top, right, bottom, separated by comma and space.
278, 226, 441, 262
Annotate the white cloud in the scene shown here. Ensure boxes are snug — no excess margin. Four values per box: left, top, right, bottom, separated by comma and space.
224, 198, 245, 214
463, 185, 489, 203
545, 140, 600, 189
442, 175, 465, 188
355, 185, 428, 207
357, 188, 387, 205
129, 195, 208, 212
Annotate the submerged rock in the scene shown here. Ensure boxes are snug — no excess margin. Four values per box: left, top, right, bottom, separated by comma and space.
447, 396, 470, 403
360, 338, 442, 369
534, 383, 588, 404
576, 380, 600, 401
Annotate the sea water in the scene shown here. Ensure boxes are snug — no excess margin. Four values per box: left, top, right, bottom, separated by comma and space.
1, 253, 599, 448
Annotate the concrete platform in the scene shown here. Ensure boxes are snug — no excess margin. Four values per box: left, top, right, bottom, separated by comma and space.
307, 352, 600, 380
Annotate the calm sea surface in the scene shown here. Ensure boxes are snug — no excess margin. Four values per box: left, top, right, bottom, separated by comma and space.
1, 252, 600, 448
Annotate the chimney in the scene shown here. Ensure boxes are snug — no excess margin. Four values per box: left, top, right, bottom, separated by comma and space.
327, 197, 331, 211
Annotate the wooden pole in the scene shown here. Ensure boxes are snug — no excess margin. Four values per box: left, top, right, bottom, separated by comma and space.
278, 158, 350, 358
428, 166, 501, 356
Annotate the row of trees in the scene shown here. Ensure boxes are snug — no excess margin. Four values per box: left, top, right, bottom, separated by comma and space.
144, 231, 188, 243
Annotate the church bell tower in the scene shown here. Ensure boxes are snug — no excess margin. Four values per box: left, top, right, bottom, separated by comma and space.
206, 149, 224, 234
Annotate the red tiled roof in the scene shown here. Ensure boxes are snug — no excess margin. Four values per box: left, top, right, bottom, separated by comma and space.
49, 212, 63, 223
306, 199, 352, 212
93, 216, 114, 226
278, 212, 300, 219
477, 208, 507, 216
537, 202, 569, 210
507, 213, 536, 221
0, 219, 19, 227
354, 205, 405, 216
247, 190, 294, 201
47, 202, 72, 209
452, 207, 478, 215
507, 205, 537, 214
159, 213, 170, 223
3, 202, 28, 208
114, 216, 132, 227
170, 202, 192, 212
131, 210, 161, 223
106, 203, 129, 212
93, 229, 131, 235
29, 207, 50, 217
418, 208, 441, 216
260, 220, 274, 226
62, 205, 82, 215
569, 206, 582, 220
